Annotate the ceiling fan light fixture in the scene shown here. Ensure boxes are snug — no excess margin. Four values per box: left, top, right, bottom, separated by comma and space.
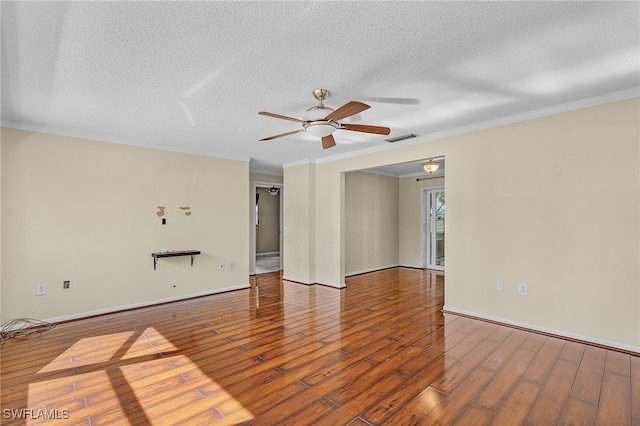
422, 159, 440, 174
305, 122, 338, 137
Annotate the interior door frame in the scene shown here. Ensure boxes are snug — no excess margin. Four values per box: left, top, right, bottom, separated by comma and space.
421, 186, 445, 271
253, 181, 284, 273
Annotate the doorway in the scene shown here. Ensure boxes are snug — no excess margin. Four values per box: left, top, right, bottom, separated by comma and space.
422, 187, 445, 271
254, 183, 283, 274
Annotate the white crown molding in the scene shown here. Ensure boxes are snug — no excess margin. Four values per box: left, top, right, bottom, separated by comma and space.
4, 88, 637, 170
316, 88, 640, 166
282, 158, 313, 169
399, 171, 445, 179
0, 120, 251, 163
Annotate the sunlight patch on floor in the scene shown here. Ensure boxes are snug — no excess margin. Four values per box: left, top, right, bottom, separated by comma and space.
30, 329, 253, 424
38, 331, 135, 372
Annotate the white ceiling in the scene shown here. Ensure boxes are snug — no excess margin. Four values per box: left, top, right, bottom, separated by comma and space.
2, 1, 638, 176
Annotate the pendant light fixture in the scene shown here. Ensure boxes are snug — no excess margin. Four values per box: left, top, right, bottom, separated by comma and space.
422, 159, 440, 174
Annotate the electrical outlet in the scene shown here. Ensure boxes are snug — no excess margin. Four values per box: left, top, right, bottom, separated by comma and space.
63, 280, 70, 289
496, 280, 504, 291
518, 282, 528, 296
219, 263, 225, 271
36, 283, 47, 296
230, 261, 235, 271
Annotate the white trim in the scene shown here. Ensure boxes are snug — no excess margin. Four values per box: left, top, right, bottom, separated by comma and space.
6, 89, 635, 171
422, 187, 445, 271
399, 263, 422, 269
249, 167, 283, 177
316, 280, 346, 289
0, 121, 252, 163
281, 276, 346, 288
282, 276, 312, 285
283, 158, 313, 169
345, 264, 401, 277
256, 251, 280, 257
44, 283, 251, 324
443, 306, 640, 354
400, 171, 445, 179
314, 88, 640, 166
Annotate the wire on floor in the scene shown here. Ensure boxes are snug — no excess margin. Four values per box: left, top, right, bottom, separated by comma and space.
0, 318, 56, 348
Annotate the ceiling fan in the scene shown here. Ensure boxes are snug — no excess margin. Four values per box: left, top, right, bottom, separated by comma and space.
258, 89, 391, 149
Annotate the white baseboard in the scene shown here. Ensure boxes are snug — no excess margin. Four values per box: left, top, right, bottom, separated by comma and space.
281, 276, 345, 288
345, 264, 401, 277
443, 306, 640, 354
282, 275, 312, 285
45, 283, 251, 324
256, 251, 280, 257
316, 280, 346, 289
398, 263, 422, 269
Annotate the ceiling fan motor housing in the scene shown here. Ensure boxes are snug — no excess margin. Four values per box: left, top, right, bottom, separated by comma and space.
301, 106, 339, 137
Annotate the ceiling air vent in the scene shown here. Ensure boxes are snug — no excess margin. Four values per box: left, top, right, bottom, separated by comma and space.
385, 133, 417, 143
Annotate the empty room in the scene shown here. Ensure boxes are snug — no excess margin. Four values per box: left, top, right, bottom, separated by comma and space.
1, 1, 639, 425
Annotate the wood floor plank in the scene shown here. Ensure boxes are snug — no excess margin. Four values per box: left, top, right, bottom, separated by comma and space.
595, 371, 632, 426
474, 348, 536, 412
480, 328, 529, 372
569, 345, 607, 403
560, 396, 598, 425
360, 354, 449, 424
525, 358, 580, 425
605, 349, 631, 376
249, 359, 377, 425
418, 368, 494, 425
373, 384, 446, 425
1, 268, 636, 426
520, 333, 548, 352
558, 340, 586, 363
490, 380, 541, 425
430, 338, 499, 394
521, 336, 565, 385
313, 372, 407, 426
278, 398, 339, 426
632, 355, 640, 419
454, 405, 494, 425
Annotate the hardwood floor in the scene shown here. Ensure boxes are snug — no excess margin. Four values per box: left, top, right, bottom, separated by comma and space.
1, 268, 638, 425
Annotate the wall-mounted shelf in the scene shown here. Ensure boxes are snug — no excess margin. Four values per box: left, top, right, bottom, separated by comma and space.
151, 250, 201, 270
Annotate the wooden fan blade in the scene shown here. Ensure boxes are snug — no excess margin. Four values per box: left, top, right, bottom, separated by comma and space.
321, 134, 336, 149
324, 101, 370, 121
341, 123, 391, 135
259, 111, 307, 124
259, 129, 305, 141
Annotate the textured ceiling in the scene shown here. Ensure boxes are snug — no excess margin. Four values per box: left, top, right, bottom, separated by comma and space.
2, 1, 639, 176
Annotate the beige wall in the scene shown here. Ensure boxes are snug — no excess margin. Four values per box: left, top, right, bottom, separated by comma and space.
2, 97, 637, 351
282, 162, 316, 284
443, 100, 639, 349
399, 176, 445, 267
285, 98, 639, 350
1, 128, 250, 322
256, 187, 280, 254
345, 171, 399, 275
